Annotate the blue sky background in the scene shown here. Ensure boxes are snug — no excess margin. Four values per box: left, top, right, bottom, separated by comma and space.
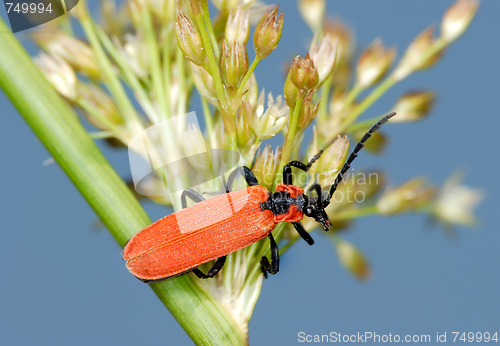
1, 1, 499, 345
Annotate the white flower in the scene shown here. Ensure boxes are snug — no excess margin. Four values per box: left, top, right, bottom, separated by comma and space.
435, 173, 483, 227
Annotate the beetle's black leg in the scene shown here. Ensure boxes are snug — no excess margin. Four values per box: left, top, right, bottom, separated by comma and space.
282, 160, 309, 185
180, 188, 205, 208
260, 233, 279, 278
292, 222, 314, 245
226, 166, 259, 191
308, 183, 325, 205
192, 256, 227, 279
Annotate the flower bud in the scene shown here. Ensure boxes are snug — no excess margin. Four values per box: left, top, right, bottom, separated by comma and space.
309, 34, 338, 85
121, 32, 150, 79
32, 30, 100, 79
284, 71, 299, 108
298, 0, 325, 32
441, 0, 479, 43
253, 5, 284, 59
335, 239, 370, 280
242, 90, 289, 139
220, 39, 249, 90
356, 39, 396, 88
435, 173, 483, 227
298, 92, 320, 129
391, 91, 435, 122
237, 113, 256, 154
175, 11, 206, 66
190, 63, 217, 105
34, 53, 77, 101
289, 54, 319, 92
376, 178, 435, 215
226, 8, 250, 44
324, 19, 354, 65
353, 129, 386, 154
316, 134, 349, 188
393, 26, 445, 81
252, 145, 280, 190
77, 83, 123, 129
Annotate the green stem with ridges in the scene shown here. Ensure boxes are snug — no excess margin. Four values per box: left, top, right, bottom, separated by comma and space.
141, 6, 167, 117
236, 57, 261, 96
201, 1, 220, 60
0, 17, 246, 346
277, 92, 306, 182
317, 74, 333, 124
93, 26, 158, 122
341, 76, 396, 132
79, 5, 143, 128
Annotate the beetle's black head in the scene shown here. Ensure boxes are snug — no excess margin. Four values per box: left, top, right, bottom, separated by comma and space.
301, 194, 332, 231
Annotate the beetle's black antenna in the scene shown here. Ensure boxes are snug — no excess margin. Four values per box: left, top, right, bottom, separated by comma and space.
318, 112, 396, 207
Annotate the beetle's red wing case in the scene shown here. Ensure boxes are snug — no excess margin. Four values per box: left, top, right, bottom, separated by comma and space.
123, 185, 276, 281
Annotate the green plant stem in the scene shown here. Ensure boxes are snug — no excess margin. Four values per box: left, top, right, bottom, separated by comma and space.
334, 205, 379, 220
79, 6, 143, 129
194, 11, 227, 108
93, 26, 158, 122
341, 76, 396, 132
317, 75, 332, 124
141, 6, 167, 116
342, 84, 363, 111
236, 57, 261, 96
346, 114, 392, 133
278, 92, 305, 180
201, 2, 220, 60
0, 18, 246, 346
193, 9, 238, 149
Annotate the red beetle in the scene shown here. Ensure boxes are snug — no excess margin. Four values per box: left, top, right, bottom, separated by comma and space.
124, 112, 396, 282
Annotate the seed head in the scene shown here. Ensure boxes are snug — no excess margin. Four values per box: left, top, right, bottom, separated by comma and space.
32, 31, 100, 79
435, 173, 483, 227
253, 5, 284, 59
391, 91, 435, 122
317, 135, 349, 188
190, 63, 217, 105
324, 19, 354, 65
242, 91, 289, 139
309, 34, 338, 85
393, 26, 445, 81
77, 83, 123, 129
441, 0, 479, 43
356, 39, 396, 88
298, 0, 326, 32
252, 145, 280, 190
175, 11, 206, 66
226, 8, 250, 44
284, 71, 299, 108
298, 92, 320, 130
289, 54, 319, 92
377, 178, 435, 215
335, 239, 371, 280
34, 53, 77, 101
220, 39, 249, 90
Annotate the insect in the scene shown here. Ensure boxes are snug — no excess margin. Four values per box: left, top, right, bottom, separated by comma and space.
123, 112, 396, 282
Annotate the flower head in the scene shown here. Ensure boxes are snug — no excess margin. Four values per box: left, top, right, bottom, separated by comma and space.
242, 90, 289, 139
391, 91, 435, 122
309, 34, 338, 85
253, 5, 284, 59
356, 39, 396, 88
175, 11, 206, 66
435, 173, 483, 227
289, 54, 319, 92
226, 8, 250, 44
393, 26, 445, 81
441, 0, 479, 43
